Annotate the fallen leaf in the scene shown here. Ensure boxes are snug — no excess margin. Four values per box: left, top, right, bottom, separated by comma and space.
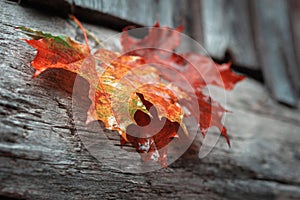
121, 22, 245, 146
19, 18, 245, 167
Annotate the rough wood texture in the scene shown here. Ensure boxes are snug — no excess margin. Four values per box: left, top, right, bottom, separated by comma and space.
67, 0, 187, 28
69, 0, 159, 26
1, 1, 300, 199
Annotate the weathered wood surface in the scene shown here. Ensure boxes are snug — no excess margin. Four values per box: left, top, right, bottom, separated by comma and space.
1, 1, 300, 199
20, 0, 187, 30
67, 0, 187, 28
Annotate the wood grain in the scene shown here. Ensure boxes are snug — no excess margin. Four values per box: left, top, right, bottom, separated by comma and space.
1, 1, 300, 199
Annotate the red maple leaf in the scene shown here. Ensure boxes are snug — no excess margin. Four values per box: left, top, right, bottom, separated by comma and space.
121, 22, 245, 149
18, 17, 245, 167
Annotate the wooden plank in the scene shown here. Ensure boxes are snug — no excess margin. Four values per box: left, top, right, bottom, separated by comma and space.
289, 0, 300, 87
70, 0, 157, 26
67, 0, 186, 28
1, 1, 300, 199
187, 0, 202, 42
201, 0, 258, 69
251, 0, 300, 107
19, 0, 188, 31
18, 0, 144, 31
72, 0, 191, 28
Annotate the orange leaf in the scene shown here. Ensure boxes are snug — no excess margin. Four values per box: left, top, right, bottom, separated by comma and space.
121, 23, 245, 147
19, 19, 245, 167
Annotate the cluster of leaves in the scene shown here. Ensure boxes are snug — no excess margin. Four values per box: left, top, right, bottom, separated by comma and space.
18, 17, 244, 167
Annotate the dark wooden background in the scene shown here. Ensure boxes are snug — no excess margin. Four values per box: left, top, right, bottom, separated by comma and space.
1, 0, 300, 199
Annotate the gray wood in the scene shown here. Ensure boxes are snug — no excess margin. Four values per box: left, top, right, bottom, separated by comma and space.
20, 0, 188, 33
289, 0, 300, 86
1, 1, 300, 199
70, 0, 158, 26
201, 0, 258, 69
251, 0, 300, 107
67, 0, 185, 28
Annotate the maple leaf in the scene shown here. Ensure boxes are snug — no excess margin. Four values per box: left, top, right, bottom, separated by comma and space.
121, 22, 245, 147
18, 18, 245, 167
18, 23, 188, 166
92, 49, 188, 144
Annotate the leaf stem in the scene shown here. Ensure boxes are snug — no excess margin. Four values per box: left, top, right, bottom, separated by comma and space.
85, 29, 106, 48
69, 15, 106, 49
69, 15, 90, 53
